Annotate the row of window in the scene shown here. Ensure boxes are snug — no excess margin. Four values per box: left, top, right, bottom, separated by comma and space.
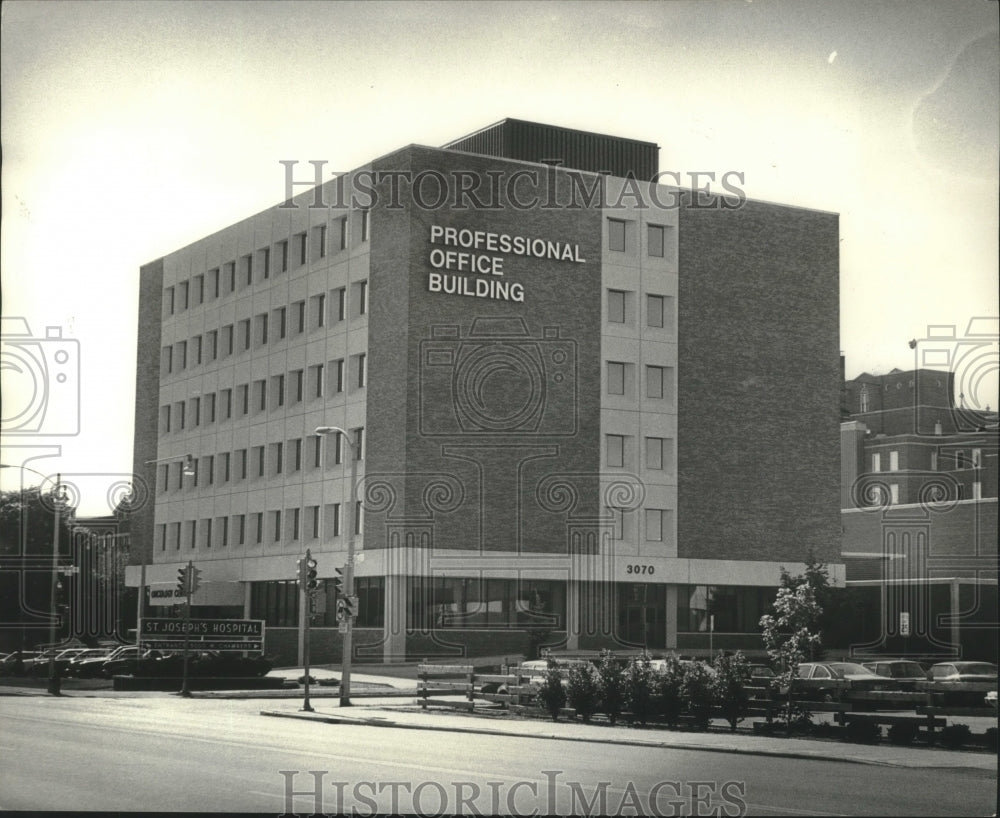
156, 500, 363, 551
606, 434, 675, 474
871, 449, 984, 473
164, 212, 369, 316
251, 576, 383, 629
608, 219, 674, 258
607, 291, 675, 331
161, 281, 368, 377
607, 506, 674, 544
607, 361, 674, 402
156, 428, 363, 492
159, 359, 366, 435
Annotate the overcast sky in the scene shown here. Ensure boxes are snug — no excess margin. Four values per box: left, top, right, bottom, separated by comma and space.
1, 0, 997, 514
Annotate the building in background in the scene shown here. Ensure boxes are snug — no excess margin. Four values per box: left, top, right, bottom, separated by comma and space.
127, 119, 842, 664
841, 362, 998, 661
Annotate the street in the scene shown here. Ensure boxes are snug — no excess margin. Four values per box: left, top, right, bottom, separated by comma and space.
0, 696, 995, 815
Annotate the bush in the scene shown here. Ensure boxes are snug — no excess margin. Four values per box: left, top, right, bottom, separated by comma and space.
566, 663, 600, 723
597, 650, 625, 726
984, 727, 997, 753
681, 662, 716, 730
655, 654, 686, 728
845, 719, 881, 744
536, 660, 566, 722
712, 651, 752, 732
939, 724, 971, 750
887, 722, 918, 746
624, 654, 657, 725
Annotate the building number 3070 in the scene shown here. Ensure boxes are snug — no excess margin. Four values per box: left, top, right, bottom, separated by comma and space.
625, 564, 655, 575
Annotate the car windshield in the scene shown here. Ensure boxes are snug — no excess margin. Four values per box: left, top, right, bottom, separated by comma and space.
889, 662, 926, 677
827, 663, 875, 678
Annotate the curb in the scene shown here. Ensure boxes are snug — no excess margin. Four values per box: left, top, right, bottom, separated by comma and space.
257, 708, 985, 770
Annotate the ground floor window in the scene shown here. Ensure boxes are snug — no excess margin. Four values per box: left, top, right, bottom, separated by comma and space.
250, 577, 385, 628
408, 577, 565, 630
250, 580, 299, 627
676, 585, 774, 633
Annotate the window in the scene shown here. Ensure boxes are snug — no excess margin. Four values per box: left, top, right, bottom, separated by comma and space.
235, 514, 246, 546
191, 396, 201, 427
165, 286, 175, 315
206, 393, 216, 424
295, 232, 308, 266
176, 401, 186, 430
257, 247, 270, 280
339, 216, 348, 250
218, 516, 229, 547
607, 361, 626, 396
254, 445, 266, 478
237, 448, 248, 480
238, 383, 250, 415
255, 313, 268, 347
221, 388, 233, 420
225, 262, 236, 294
193, 275, 204, 305
274, 306, 287, 341
889, 451, 899, 472
162, 345, 173, 375
872, 453, 881, 473
240, 318, 252, 351
311, 293, 326, 329
291, 507, 301, 541
221, 324, 234, 357
291, 438, 303, 472
646, 365, 673, 403
354, 500, 363, 535
272, 510, 282, 543
206, 330, 218, 362
271, 442, 284, 475
310, 435, 322, 469
647, 295, 666, 329
176, 340, 187, 370
277, 239, 288, 273
254, 512, 264, 544
353, 427, 364, 460
271, 374, 285, 407
209, 268, 220, 299
353, 280, 368, 316
648, 224, 665, 258
645, 508, 665, 541
242, 254, 253, 286
204, 454, 214, 485
309, 363, 324, 399
253, 379, 267, 413
608, 290, 625, 324
179, 280, 189, 310
157, 524, 166, 552
646, 437, 670, 471
308, 505, 320, 539
325, 503, 341, 538
361, 209, 370, 242
221, 451, 230, 482
160, 404, 171, 434
333, 287, 346, 322
330, 359, 345, 394
889, 484, 899, 504
607, 434, 625, 468
312, 224, 327, 260
608, 218, 626, 252
354, 353, 366, 389
188, 520, 197, 548
293, 300, 306, 334
292, 369, 304, 403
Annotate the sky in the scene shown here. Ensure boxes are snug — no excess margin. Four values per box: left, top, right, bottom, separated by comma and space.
1, 0, 998, 515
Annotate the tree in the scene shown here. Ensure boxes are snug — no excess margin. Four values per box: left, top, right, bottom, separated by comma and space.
759, 581, 823, 725
624, 653, 657, 725
536, 659, 566, 721
713, 651, 752, 732
566, 662, 600, 723
655, 653, 686, 728
597, 650, 625, 725
681, 662, 716, 730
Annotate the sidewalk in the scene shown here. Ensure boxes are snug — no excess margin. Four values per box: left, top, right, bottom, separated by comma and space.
259, 683, 998, 772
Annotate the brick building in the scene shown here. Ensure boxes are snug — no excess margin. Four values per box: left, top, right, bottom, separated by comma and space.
126, 120, 842, 663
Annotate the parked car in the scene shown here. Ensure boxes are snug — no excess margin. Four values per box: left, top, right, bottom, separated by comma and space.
102, 648, 169, 678
73, 645, 141, 678
794, 662, 894, 701
20, 650, 62, 677
926, 662, 998, 706
65, 648, 114, 676
0, 651, 40, 677
860, 659, 929, 689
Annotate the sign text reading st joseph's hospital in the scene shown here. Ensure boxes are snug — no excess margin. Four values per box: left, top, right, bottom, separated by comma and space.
427, 224, 586, 303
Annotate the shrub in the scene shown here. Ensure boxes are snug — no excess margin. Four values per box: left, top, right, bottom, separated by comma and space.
887, 722, 918, 746
624, 654, 657, 725
536, 660, 566, 722
566, 663, 600, 723
597, 650, 626, 726
681, 662, 716, 730
712, 651, 752, 732
939, 724, 971, 750
845, 719, 881, 744
655, 654, 686, 728
983, 726, 997, 753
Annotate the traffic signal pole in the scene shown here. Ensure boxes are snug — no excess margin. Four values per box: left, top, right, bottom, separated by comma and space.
301, 549, 314, 712
180, 561, 193, 697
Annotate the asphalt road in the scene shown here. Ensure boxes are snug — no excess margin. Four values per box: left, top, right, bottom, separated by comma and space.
0, 696, 995, 815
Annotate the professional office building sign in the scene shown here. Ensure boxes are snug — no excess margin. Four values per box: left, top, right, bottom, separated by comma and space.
426, 224, 587, 303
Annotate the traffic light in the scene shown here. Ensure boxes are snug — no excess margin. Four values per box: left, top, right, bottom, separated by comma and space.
177, 565, 189, 595
336, 593, 358, 621
306, 556, 318, 593
334, 565, 346, 596
188, 565, 202, 595
296, 557, 306, 586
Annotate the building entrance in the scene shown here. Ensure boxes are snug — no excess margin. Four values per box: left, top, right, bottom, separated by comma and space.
617, 583, 666, 649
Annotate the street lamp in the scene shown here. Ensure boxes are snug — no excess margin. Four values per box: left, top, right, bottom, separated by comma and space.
0, 463, 68, 695
144, 453, 197, 477
315, 425, 358, 707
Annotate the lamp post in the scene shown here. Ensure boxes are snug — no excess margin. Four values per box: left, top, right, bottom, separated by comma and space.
0, 463, 68, 695
315, 425, 357, 707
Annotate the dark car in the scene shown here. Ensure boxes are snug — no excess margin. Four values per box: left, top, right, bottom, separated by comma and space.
794, 662, 894, 701
926, 661, 997, 706
927, 661, 997, 683
0, 651, 40, 677
102, 648, 167, 678
860, 659, 928, 689
73, 645, 140, 678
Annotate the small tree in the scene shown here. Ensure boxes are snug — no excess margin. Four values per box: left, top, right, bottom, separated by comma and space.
681, 662, 716, 730
624, 653, 657, 725
536, 660, 566, 721
566, 662, 601, 723
759, 582, 822, 725
713, 651, 752, 732
655, 653, 686, 728
597, 650, 625, 725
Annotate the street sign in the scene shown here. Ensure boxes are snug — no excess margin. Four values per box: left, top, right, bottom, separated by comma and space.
139, 618, 265, 652
900, 612, 911, 637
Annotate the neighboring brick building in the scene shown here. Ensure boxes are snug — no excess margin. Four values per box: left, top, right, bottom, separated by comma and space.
127, 120, 842, 663
841, 362, 998, 661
